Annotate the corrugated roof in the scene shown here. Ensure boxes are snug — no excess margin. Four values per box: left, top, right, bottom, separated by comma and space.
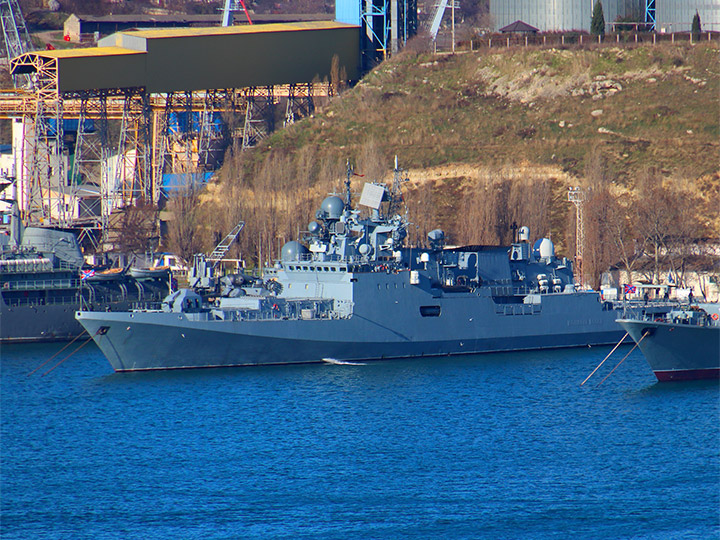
70, 14, 219, 23
26, 47, 145, 59
70, 13, 332, 24
125, 21, 356, 39
12, 22, 360, 94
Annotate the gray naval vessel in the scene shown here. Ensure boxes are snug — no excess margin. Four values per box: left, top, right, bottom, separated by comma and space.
77, 163, 661, 372
617, 305, 720, 382
1, 203, 171, 343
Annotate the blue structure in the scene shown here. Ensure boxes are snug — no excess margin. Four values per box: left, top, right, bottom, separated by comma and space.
645, 0, 656, 31
336, 0, 416, 69
336, 0, 361, 25
168, 111, 224, 136
161, 172, 214, 194
43, 118, 95, 136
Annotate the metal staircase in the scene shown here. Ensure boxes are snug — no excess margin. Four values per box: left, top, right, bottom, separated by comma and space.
208, 220, 245, 268
427, 0, 449, 40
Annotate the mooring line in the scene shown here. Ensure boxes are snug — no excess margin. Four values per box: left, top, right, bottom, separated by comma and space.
581, 332, 628, 386
27, 329, 88, 377
596, 332, 648, 387
41, 332, 97, 377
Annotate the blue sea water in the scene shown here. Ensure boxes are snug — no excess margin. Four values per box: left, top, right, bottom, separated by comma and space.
1, 343, 719, 540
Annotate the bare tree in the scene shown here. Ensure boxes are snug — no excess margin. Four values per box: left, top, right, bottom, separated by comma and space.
604, 193, 641, 286
583, 188, 623, 289
633, 170, 701, 285
113, 198, 159, 256
166, 184, 203, 265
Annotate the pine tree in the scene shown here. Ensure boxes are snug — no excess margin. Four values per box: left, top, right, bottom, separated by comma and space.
692, 11, 702, 41
591, 1, 605, 36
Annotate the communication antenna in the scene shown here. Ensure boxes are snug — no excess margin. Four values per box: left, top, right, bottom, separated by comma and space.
387, 155, 408, 218
344, 159, 353, 210
568, 187, 586, 287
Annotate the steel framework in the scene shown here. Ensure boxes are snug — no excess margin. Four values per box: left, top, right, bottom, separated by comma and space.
0, 0, 32, 87
568, 187, 586, 288
362, 0, 390, 59
645, 0, 656, 32
0, 78, 331, 246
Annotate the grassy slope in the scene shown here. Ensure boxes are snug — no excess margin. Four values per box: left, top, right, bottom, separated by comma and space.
275, 42, 718, 180
203, 42, 719, 263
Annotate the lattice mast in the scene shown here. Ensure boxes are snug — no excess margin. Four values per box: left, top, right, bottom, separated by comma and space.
0, 0, 33, 87
568, 187, 586, 288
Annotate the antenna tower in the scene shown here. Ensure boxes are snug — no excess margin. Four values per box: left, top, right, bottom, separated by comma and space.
568, 187, 586, 288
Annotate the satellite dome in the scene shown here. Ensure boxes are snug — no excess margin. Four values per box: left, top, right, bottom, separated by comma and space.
518, 226, 530, 242
281, 241, 309, 262
308, 221, 320, 234
320, 196, 344, 220
533, 238, 555, 259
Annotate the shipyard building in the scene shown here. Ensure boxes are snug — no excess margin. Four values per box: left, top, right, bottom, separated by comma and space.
491, 0, 719, 33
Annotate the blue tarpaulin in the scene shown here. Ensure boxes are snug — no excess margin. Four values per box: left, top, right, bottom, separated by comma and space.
168, 112, 224, 135
161, 172, 214, 193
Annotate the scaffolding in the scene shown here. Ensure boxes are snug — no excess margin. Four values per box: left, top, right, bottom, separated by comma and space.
0, 82, 331, 247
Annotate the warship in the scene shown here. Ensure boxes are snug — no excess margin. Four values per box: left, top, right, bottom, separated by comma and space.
617, 305, 720, 381
77, 162, 666, 372
1, 203, 171, 343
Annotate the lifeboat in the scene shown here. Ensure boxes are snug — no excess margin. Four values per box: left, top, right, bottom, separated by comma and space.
129, 265, 171, 279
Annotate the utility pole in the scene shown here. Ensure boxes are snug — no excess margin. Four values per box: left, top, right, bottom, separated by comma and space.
568, 187, 586, 288
451, 0, 455, 53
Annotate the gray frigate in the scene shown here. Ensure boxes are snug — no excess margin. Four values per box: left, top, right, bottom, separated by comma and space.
76, 163, 663, 372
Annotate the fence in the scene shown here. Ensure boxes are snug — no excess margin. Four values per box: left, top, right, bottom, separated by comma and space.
435, 31, 718, 54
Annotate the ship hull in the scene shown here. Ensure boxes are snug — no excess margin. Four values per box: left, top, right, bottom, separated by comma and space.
77, 292, 627, 372
617, 319, 720, 381
1, 276, 170, 344
2, 301, 84, 343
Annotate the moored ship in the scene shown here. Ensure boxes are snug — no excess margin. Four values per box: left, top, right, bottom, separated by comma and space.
617, 306, 720, 382
77, 163, 670, 372
1, 204, 171, 343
